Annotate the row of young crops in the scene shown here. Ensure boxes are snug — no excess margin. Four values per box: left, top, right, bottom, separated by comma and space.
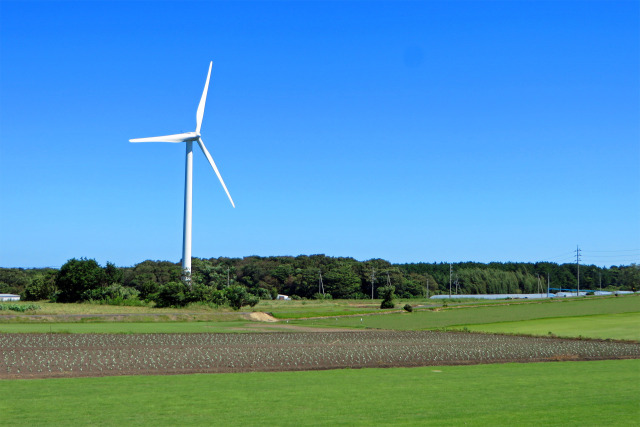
2, 331, 638, 379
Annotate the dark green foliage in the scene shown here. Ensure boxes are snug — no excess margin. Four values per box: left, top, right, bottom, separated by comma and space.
136, 281, 160, 301
403, 304, 413, 312
55, 258, 107, 303
105, 262, 123, 284
154, 282, 189, 308
123, 260, 181, 290
224, 285, 259, 310
0, 267, 56, 295
23, 272, 57, 301
81, 284, 141, 305
2, 257, 638, 306
379, 285, 395, 309
188, 284, 227, 306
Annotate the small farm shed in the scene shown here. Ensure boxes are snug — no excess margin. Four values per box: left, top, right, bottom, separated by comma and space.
0, 294, 21, 302
276, 294, 291, 300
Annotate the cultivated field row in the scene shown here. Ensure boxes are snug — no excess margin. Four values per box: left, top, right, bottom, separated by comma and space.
2, 331, 638, 379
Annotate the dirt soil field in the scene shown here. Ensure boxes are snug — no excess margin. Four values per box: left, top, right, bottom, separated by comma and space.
1, 331, 638, 380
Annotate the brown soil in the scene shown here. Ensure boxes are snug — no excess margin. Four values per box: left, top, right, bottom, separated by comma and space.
1, 331, 638, 380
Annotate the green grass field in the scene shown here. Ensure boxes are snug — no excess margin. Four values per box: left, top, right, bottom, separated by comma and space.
1, 360, 638, 426
453, 312, 640, 340
290, 295, 640, 329
1, 295, 638, 339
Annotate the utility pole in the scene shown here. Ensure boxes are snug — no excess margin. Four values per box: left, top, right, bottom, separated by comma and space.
449, 263, 452, 298
227, 267, 230, 287
576, 245, 581, 296
426, 278, 430, 299
318, 271, 325, 296
547, 273, 550, 298
371, 268, 376, 300
599, 272, 602, 292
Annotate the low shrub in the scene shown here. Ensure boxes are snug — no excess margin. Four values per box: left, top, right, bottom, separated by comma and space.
0, 303, 41, 312
403, 304, 413, 312
81, 284, 142, 306
224, 285, 260, 310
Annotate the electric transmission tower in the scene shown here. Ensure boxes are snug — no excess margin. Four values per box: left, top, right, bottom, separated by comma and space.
575, 245, 581, 296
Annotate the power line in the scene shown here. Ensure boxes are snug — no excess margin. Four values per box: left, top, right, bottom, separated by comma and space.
585, 249, 640, 253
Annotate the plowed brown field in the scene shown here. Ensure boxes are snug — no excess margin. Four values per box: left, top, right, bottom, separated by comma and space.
2, 331, 638, 379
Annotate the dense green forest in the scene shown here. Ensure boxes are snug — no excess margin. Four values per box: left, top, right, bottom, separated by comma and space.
1, 256, 638, 308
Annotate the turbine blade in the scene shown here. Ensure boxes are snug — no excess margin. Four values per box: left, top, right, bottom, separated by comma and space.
197, 137, 235, 208
129, 132, 194, 143
196, 62, 212, 134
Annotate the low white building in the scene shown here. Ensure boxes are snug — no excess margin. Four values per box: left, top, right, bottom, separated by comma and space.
276, 294, 291, 300
0, 294, 21, 302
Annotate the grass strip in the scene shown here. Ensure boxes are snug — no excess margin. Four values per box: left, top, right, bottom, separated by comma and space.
1, 360, 638, 426
452, 312, 640, 341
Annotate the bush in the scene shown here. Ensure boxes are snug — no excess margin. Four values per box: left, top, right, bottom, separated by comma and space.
23, 273, 56, 301
313, 293, 332, 300
224, 285, 259, 310
81, 284, 142, 306
188, 283, 227, 306
154, 282, 189, 308
0, 303, 41, 312
379, 285, 395, 309
403, 303, 413, 312
380, 299, 395, 309
255, 288, 273, 300
136, 281, 160, 301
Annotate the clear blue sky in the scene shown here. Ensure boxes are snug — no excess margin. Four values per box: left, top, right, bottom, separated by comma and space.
1, 1, 638, 268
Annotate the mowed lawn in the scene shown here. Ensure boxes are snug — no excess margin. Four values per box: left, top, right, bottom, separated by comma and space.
1, 360, 638, 426
455, 312, 640, 341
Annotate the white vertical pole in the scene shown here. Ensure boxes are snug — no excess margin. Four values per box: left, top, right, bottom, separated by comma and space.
182, 141, 193, 283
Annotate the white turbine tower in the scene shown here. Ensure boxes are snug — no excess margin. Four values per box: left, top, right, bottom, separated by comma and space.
130, 62, 235, 282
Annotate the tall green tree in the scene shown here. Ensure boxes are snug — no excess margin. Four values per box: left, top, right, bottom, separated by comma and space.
55, 258, 107, 302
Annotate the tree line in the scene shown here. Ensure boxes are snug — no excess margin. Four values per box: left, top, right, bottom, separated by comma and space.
0, 255, 637, 308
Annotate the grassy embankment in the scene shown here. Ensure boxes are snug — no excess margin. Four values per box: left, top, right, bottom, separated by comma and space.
1, 360, 638, 426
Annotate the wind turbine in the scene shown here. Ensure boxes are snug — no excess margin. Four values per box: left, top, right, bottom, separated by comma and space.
130, 62, 235, 281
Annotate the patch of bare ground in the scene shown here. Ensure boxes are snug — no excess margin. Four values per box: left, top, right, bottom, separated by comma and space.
246, 312, 278, 322
1, 331, 638, 380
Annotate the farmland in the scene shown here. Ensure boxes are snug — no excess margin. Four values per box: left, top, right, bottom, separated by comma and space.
1, 294, 639, 425
2, 330, 638, 379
